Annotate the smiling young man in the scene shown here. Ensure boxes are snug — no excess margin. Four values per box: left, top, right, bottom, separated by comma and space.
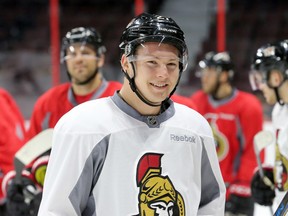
38, 13, 225, 216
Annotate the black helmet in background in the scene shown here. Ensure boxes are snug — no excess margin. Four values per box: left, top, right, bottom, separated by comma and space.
197, 51, 234, 81
250, 40, 288, 91
61, 27, 106, 62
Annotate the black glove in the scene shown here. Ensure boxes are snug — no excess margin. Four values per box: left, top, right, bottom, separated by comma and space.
29, 192, 42, 216
6, 179, 30, 216
251, 167, 275, 206
6, 177, 38, 216
225, 194, 254, 216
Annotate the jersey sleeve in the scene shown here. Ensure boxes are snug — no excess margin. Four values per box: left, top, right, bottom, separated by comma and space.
26, 97, 47, 141
38, 121, 101, 215
0, 88, 26, 140
197, 132, 226, 215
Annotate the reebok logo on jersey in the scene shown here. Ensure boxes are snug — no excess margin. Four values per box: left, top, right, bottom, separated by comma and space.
170, 134, 196, 143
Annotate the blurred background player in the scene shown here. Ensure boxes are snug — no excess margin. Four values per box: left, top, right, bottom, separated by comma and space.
250, 39, 288, 210
26, 26, 122, 140
2, 26, 122, 216
0, 88, 26, 215
190, 51, 264, 216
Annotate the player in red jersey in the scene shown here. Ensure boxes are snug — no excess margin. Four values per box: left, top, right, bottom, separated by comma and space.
3, 27, 121, 216
26, 27, 122, 140
190, 51, 264, 216
0, 88, 26, 215
171, 93, 198, 110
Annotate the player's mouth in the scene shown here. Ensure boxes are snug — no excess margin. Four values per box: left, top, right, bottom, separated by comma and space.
150, 83, 168, 88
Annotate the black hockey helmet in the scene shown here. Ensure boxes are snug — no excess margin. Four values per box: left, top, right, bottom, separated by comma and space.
61, 27, 106, 62
197, 51, 234, 78
251, 40, 288, 82
119, 13, 188, 72
250, 40, 288, 105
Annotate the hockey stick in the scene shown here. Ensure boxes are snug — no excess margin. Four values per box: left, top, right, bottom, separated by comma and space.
274, 191, 288, 216
14, 128, 54, 180
253, 130, 276, 215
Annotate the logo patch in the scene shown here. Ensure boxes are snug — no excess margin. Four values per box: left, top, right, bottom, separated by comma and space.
133, 153, 186, 215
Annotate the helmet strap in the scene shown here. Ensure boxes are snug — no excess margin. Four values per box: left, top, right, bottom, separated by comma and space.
211, 73, 222, 100
121, 63, 163, 107
273, 87, 285, 106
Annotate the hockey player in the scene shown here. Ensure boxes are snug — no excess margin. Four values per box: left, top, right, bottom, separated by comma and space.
0, 88, 26, 215
26, 26, 122, 140
250, 40, 288, 208
38, 13, 226, 215
3, 27, 122, 216
190, 51, 264, 216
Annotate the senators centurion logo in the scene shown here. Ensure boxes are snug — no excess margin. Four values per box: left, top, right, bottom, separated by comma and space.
133, 153, 185, 216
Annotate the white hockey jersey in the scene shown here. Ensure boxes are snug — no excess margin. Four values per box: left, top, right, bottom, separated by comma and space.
271, 103, 288, 208
38, 93, 226, 216
272, 103, 288, 161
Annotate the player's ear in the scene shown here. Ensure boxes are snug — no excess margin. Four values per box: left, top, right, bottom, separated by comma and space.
97, 54, 105, 67
121, 54, 129, 70
121, 54, 134, 77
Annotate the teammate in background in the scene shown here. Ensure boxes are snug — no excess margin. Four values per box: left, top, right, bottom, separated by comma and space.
3, 27, 122, 216
38, 13, 226, 215
0, 88, 26, 215
250, 40, 288, 208
26, 27, 122, 140
190, 51, 263, 216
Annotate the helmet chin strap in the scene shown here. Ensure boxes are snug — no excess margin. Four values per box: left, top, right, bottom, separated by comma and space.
272, 78, 287, 106
210, 74, 222, 100
121, 61, 181, 111
121, 64, 162, 107
273, 87, 285, 106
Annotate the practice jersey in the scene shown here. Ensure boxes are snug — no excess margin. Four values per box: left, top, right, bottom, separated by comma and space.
0, 89, 26, 203
0, 88, 27, 137
26, 79, 122, 140
272, 103, 288, 191
38, 93, 226, 216
191, 89, 263, 198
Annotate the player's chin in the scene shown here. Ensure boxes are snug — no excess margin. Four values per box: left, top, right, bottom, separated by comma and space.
150, 94, 169, 104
